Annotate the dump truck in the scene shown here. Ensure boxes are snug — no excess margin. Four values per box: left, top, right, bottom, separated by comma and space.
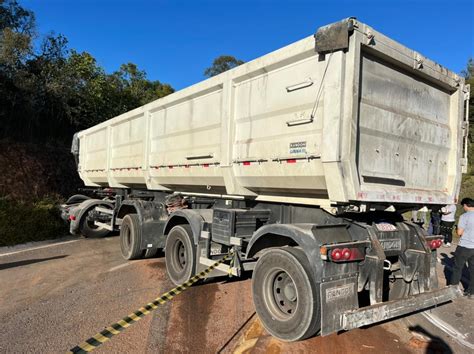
62, 18, 470, 341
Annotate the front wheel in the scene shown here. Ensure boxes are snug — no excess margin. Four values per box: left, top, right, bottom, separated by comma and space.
79, 207, 110, 238
252, 247, 320, 342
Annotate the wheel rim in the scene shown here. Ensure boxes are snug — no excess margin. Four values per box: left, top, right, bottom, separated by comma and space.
172, 239, 187, 271
123, 224, 131, 248
263, 268, 298, 320
86, 210, 99, 229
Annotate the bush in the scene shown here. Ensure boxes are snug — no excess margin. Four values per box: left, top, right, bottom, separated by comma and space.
0, 197, 68, 247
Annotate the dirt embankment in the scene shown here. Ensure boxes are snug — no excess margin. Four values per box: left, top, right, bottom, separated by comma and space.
0, 140, 82, 246
0, 140, 82, 201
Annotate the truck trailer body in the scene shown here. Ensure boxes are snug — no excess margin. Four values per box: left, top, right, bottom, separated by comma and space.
63, 18, 469, 341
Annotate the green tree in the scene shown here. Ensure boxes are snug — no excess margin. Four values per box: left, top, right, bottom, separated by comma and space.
0, 0, 35, 33
0, 0, 174, 144
204, 55, 244, 77
112, 63, 174, 111
0, 0, 35, 70
0, 0, 36, 138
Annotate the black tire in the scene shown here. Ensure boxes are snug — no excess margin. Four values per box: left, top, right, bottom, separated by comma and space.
144, 248, 159, 258
79, 207, 110, 238
252, 247, 320, 342
165, 225, 196, 286
120, 214, 143, 260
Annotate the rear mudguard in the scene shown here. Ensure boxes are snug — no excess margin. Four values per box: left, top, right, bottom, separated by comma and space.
69, 199, 114, 234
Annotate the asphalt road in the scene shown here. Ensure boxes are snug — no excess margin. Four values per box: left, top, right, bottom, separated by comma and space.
0, 236, 471, 353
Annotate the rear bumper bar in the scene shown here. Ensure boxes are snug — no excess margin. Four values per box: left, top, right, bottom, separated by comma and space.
342, 285, 462, 330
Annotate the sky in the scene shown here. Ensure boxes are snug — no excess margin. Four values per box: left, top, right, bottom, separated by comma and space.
22, 0, 474, 90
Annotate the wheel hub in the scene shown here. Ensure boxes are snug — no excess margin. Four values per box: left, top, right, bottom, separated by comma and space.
121, 225, 131, 247
271, 271, 297, 316
177, 241, 186, 269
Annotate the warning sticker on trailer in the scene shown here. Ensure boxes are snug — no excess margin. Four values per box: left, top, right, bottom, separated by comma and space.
289, 141, 307, 154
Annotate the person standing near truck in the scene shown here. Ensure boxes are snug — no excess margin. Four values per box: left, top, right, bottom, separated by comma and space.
450, 198, 474, 298
429, 209, 441, 235
440, 203, 457, 246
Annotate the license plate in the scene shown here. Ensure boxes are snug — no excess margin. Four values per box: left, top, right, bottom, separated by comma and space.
376, 223, 397, 231
326, 283, 355, 302
380, 239, 402, 251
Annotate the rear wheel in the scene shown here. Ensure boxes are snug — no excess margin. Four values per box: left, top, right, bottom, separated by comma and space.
252, 247, 320, 342
165, 225, 196, 285
79, 207, 110, 238
120, 214, 143, 260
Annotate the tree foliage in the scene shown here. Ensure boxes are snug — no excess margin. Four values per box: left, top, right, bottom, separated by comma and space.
204, 55, 244, 77
0, 0, 174, 144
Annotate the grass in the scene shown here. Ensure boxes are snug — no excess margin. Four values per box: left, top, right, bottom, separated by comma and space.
0, 197, 68, 247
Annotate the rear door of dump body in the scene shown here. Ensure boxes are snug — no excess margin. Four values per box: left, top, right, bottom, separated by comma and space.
352, 23, 469, 205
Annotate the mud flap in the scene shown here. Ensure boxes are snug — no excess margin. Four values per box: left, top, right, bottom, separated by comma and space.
429, 251, 439, 290
320, 276, 358, 336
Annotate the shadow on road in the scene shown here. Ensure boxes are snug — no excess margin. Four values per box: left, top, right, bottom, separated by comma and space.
408, 325, 453, 354
0, 255, 68, 270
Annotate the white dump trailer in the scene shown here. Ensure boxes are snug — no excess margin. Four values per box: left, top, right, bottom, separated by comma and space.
64, 18, 469, 341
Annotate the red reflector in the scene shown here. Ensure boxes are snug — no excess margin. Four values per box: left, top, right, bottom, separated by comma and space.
331, 248, 342, 260
329, 247, 365, 262
286, 159, 296, 164
243, 161, 251, 166
203, 164, 209, 168
68, 215, 76, 221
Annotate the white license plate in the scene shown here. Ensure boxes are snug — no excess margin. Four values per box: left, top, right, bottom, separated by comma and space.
376, 223, 397, 231
380, 239, 402, 251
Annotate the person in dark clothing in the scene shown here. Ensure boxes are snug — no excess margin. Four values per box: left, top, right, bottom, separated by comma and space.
430, 210, 441, 235
450, 198, 474, 298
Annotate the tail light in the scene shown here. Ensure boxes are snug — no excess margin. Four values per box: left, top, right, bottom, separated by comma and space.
321, 242, 368, 262
331, 248, 342, 260
330, 248, 354, 260
68, 215, 76, 221
428, 239, 442, 250
331, 247, 364, 262
342, 248, 351, 260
